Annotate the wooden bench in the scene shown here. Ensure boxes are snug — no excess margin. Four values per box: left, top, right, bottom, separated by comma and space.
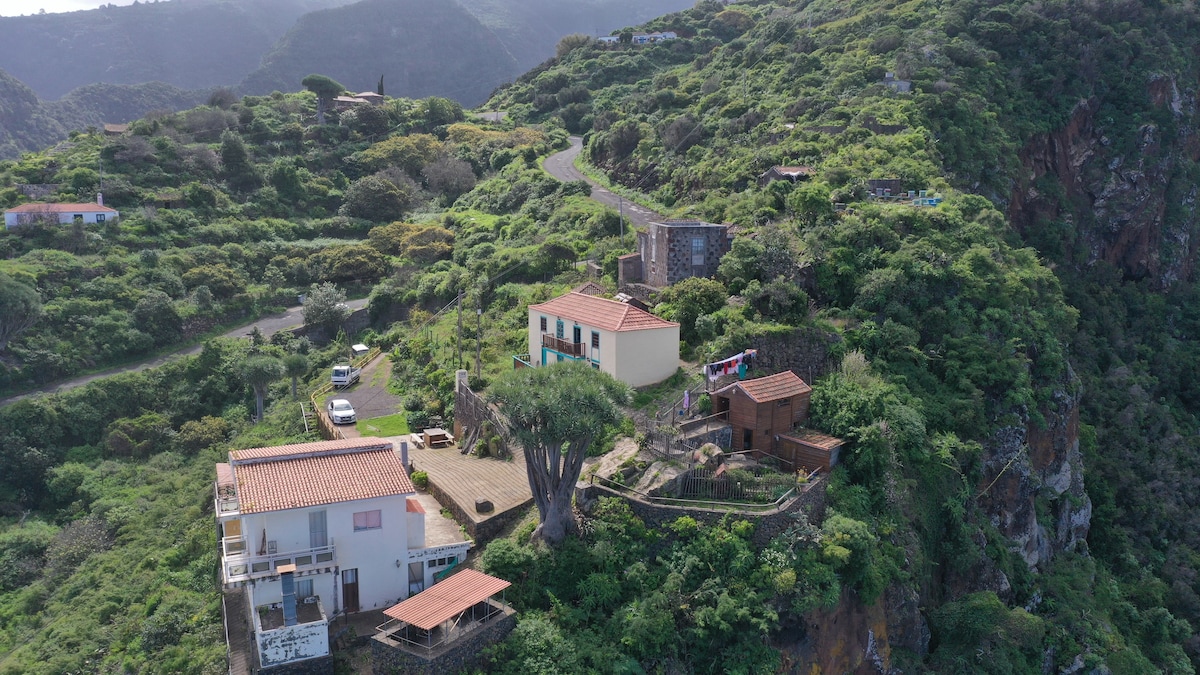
409, 433, 425, 449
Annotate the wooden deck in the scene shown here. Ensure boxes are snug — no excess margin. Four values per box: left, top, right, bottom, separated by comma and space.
400, 439, 532, 542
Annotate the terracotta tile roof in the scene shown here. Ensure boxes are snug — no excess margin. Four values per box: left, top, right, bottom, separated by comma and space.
226, 438, 413, 514
216, 462, 234, 488
6, 202, 118, 213
572, 281, 608, 296
384, 569, 511, 630
230, 437, 392, 463
715, 371, 812, 404
781, 428, 844, 450
529, 292, 678, 332
406, 498, 425, 514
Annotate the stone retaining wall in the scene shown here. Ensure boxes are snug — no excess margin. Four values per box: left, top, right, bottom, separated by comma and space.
576, 475, 827, 550
370, 606, 516, 675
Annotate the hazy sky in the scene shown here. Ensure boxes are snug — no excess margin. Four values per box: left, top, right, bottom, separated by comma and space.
1, 0, 138, 17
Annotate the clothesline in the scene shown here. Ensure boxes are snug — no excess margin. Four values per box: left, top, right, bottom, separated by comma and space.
704, 349, 757, 381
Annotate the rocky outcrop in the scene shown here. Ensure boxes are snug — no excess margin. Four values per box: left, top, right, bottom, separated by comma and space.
774, 584, 929, 674
977, 368, 1091, 571
1008, 76, 1200, 287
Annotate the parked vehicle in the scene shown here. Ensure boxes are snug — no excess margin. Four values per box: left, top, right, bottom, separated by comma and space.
326, 399, 357, 424
331, 364, 361, 388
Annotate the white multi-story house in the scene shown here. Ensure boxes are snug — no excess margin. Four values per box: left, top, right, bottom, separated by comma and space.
519, 291, 680, 387
215, 437, 470, 670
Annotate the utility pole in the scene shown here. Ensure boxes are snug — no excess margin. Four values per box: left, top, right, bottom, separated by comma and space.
618, 195, 625, 242
456, 290, 464, 368
475, 307, 482, 380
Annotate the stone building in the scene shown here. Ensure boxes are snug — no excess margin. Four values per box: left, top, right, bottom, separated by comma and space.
620, 219, 733, 288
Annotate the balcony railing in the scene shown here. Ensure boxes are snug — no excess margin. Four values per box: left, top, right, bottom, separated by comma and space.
542, 334, 585, 358
223, 540, 336, 585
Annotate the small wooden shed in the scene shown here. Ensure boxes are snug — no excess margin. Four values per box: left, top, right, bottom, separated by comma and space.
711, 371, 812, 453
777, 429, 845, 472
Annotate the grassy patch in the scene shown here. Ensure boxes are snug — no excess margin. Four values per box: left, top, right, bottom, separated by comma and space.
356, 413, 411, 437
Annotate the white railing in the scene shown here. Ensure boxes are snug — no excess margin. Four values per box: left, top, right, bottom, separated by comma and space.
223, 541, 336, 585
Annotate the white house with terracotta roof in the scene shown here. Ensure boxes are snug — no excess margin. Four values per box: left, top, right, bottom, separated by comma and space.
214, 437, 470, 670
521, 291, 680, 387
4, 197, 119, 228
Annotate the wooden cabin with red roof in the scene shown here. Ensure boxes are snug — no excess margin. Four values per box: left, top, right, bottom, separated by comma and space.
710, 371, 844, 470
712, 371, 813, 454
520, 291, 680, 387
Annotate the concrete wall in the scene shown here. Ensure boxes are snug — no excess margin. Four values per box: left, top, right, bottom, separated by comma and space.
258, 619, 330, 668
370, 605, 516, 675
576, 476, 827, 550
613, 325, 680, 387
259, 655, 335, 675
237, 492, 416, 613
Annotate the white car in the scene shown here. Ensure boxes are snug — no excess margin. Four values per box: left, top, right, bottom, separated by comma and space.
327, 399, 357, 425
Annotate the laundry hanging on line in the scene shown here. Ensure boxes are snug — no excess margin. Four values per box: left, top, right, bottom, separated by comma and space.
704, 349, 757, 381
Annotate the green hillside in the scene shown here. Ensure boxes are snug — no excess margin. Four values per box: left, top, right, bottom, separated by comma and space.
1, 0, 1200, 673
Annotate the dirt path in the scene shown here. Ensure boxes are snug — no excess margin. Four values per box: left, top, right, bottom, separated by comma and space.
542, 135, 662, 228
0, 298, 369, 408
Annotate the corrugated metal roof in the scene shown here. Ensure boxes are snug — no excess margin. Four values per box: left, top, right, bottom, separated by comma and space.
529, 292, 678, 333
781, 428, 844, 450
714, 371, 812, 404
383, 569, 511, 630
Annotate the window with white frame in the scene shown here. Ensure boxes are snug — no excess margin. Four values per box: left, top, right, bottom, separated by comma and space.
353, 509, 382, 531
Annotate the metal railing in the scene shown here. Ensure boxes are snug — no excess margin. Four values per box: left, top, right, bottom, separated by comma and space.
223, 541, 336, 585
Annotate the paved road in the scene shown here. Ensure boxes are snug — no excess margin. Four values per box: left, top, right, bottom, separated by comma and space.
0, 298, 369, 407
542, 135, 661, 228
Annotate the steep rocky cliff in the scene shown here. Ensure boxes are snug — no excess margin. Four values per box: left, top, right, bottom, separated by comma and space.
977, 369, 1091, 572
1008, 78, 1200, 287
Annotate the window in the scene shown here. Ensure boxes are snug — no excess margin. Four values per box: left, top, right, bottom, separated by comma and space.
691, 237, 705, 266
539, 316, 547, 332
353, 510, 382, 531
777, 399, 790, 408
297, 579, 314, 599
95, 214, 105, 222
591, 331, 600, 349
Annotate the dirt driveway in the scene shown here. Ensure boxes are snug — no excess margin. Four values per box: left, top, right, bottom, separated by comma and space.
325, 355, 403, 438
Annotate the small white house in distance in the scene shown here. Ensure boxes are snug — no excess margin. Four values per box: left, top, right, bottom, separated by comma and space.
215, 437, 470, 670
521, 291, 680, 387
4, 195, 118, 229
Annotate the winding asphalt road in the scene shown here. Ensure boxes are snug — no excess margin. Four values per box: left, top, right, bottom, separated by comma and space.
0, 298, 369, 407
542, 135, 662, 229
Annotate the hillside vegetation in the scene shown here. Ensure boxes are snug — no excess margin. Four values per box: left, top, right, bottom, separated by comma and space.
2, 0, 1200, 673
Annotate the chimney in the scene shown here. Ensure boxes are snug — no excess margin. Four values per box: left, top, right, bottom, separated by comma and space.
279, 564, 298, 626
400, 440, 410, 473
96, 192, 103, 207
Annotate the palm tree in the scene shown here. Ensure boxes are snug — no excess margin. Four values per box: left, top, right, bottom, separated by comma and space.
283, 353, 309, 400
244, 356, 284, 422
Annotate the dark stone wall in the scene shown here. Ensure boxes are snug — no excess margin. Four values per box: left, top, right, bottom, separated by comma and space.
576, 476, 827, 550
370, 607, 516, 675
258, 655, 335, 675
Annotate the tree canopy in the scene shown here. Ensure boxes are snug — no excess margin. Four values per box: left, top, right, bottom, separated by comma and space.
488, 361, 631, 546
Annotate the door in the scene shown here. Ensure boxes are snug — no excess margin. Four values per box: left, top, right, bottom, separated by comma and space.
309, 510, 327, 549
408, 562, 425, 596
743, 428, 753, 451
572, 325, 581, 345
342, 569, 359, 613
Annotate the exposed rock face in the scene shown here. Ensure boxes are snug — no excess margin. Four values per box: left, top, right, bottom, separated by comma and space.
1007, 77, 1200, 287
977, 369, 1091, 571
774, 585, 929, 674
